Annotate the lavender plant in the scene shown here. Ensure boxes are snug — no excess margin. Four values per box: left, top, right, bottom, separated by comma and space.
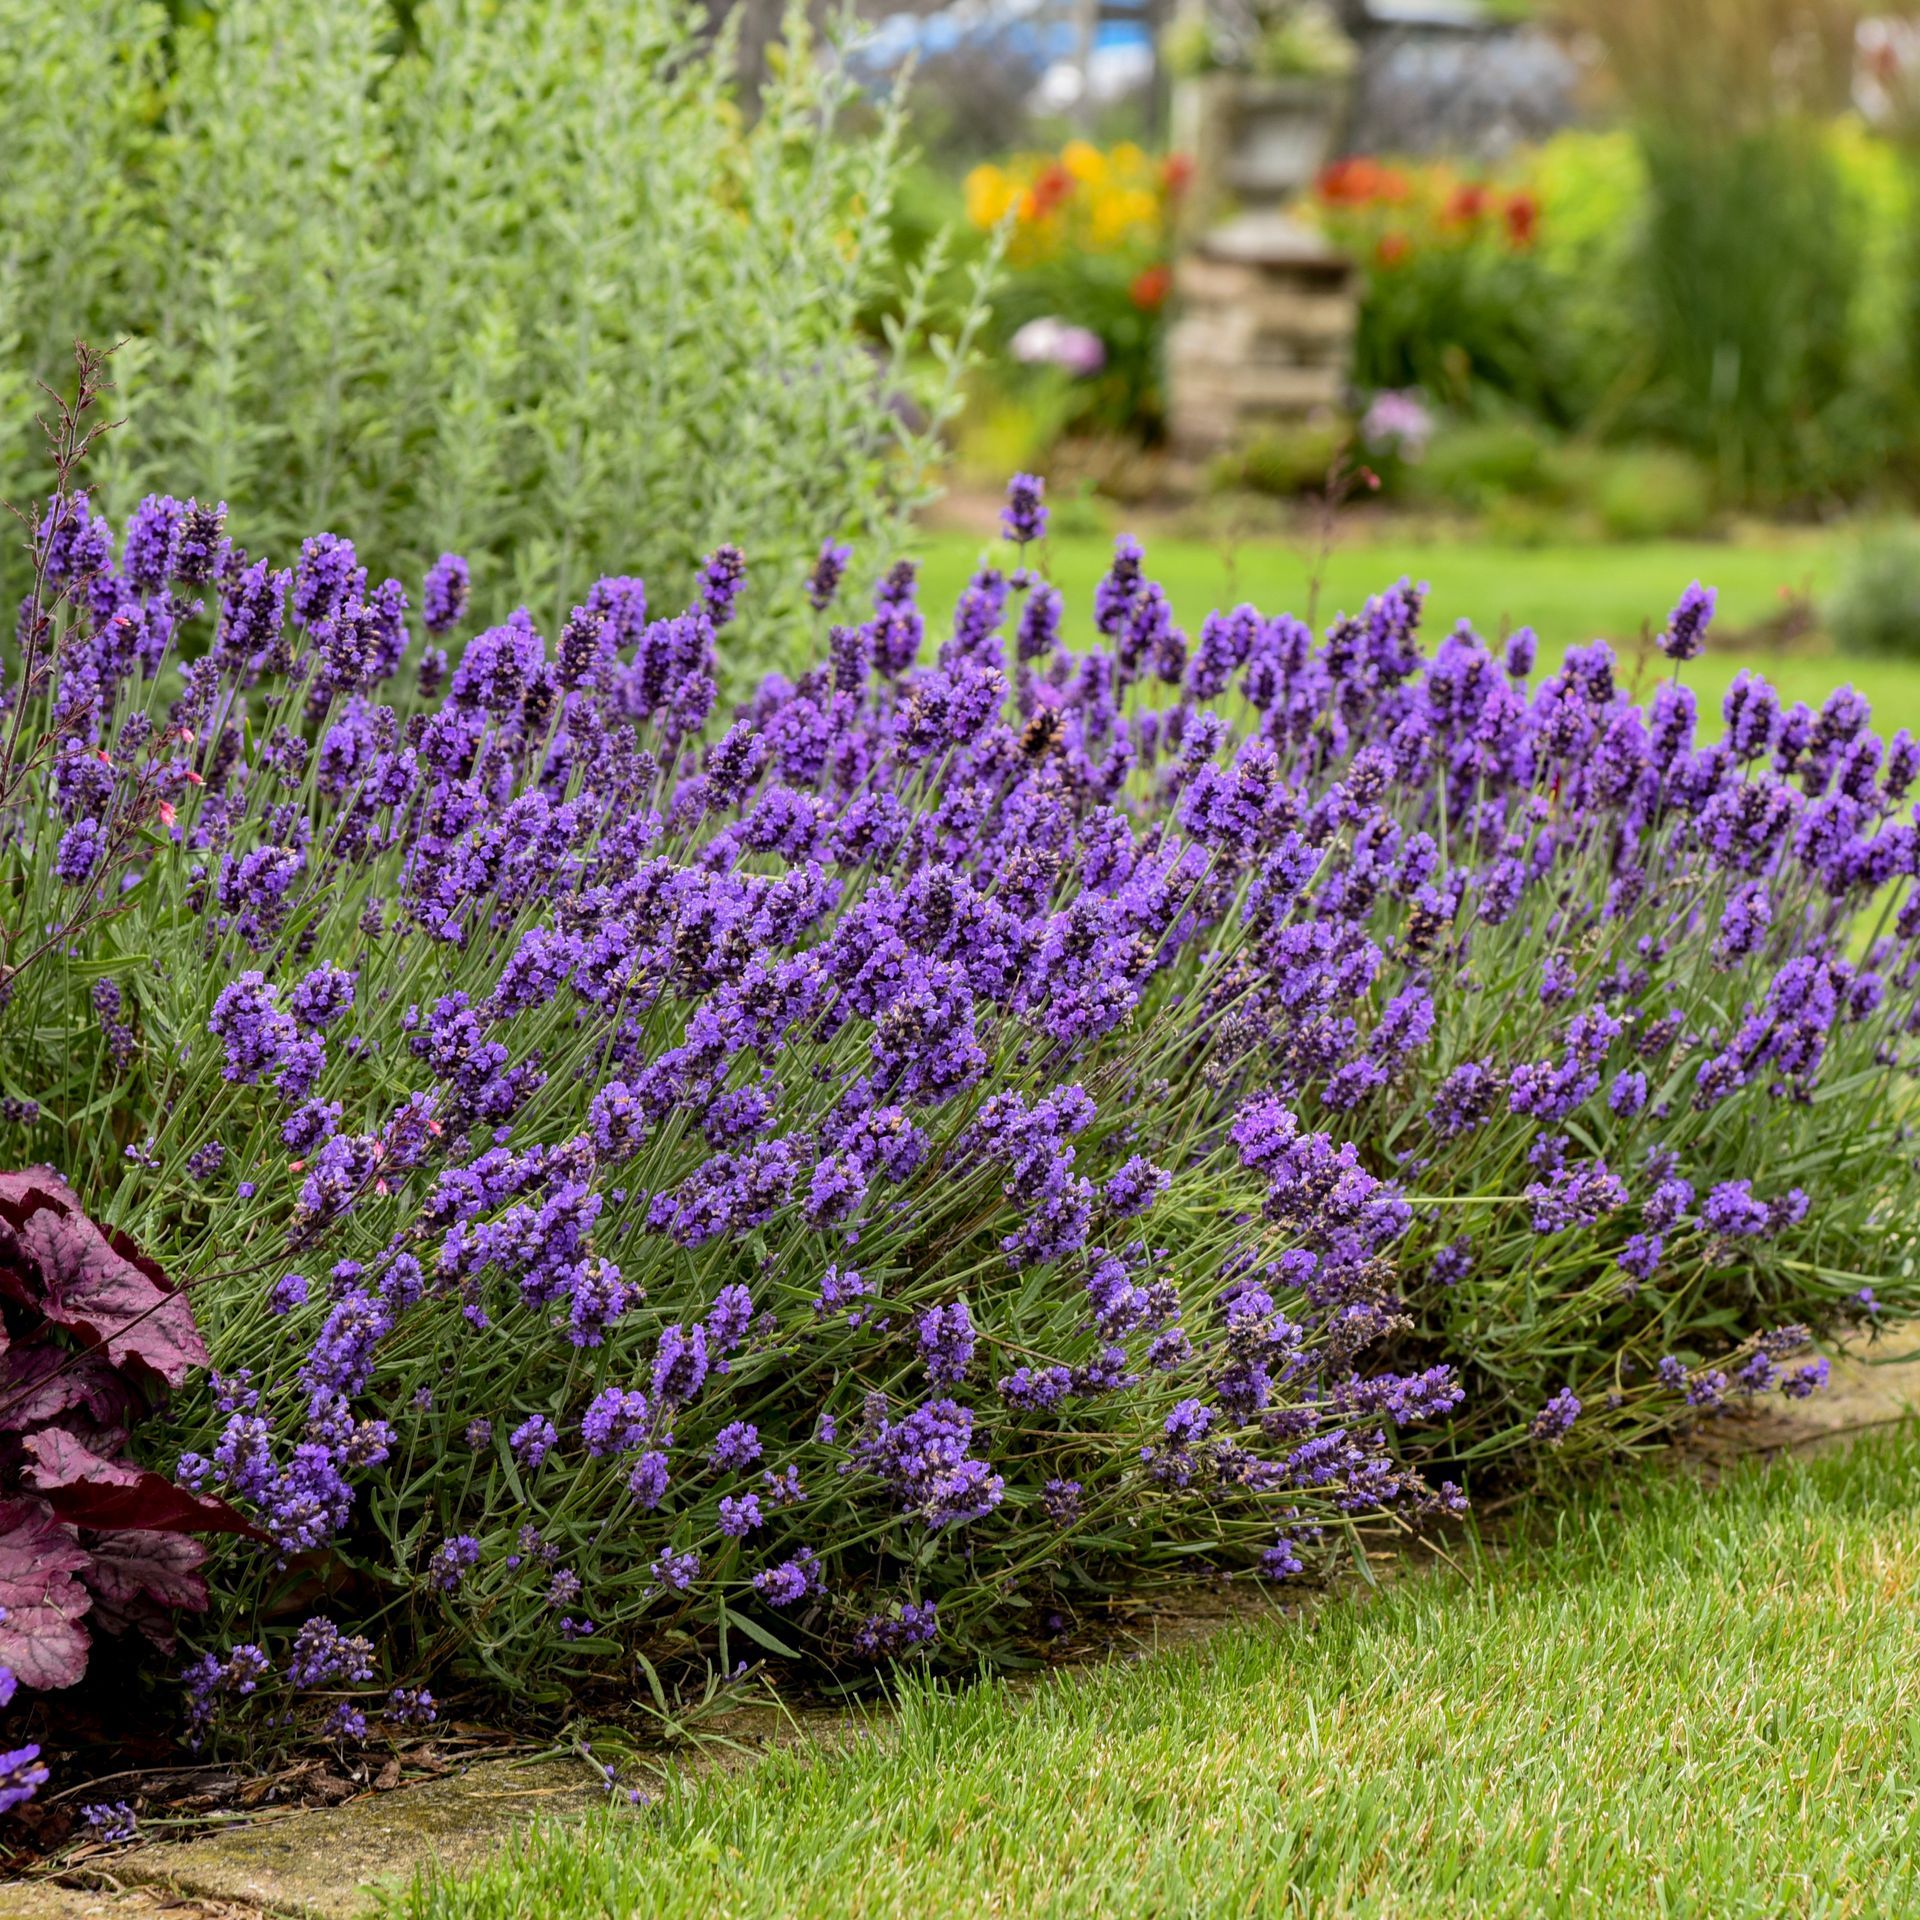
1, 378, 1914, 1743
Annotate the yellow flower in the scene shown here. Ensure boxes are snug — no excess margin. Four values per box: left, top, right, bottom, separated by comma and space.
1060, 139, 1106, 187
1089, 184, 1159, 249
965, 164, 1017, 231
1109, 140, 1148, 180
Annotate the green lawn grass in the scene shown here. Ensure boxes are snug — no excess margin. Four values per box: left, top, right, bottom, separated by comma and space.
915, 528, 1920, 731
390, 1425, 1920, 1920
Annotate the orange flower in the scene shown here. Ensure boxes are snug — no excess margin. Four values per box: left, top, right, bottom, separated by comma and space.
1317, 157, 1410, 207
1376, 229, 1412, 267
1130, 263, 1172, 311
1503, 191, 1540, 250
1316, 157, 1374, 205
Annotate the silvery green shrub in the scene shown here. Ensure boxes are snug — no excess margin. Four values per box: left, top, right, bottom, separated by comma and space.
0, 0, 987, 665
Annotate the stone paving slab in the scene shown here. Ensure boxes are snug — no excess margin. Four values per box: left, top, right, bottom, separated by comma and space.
0, 1884, 261, 1920
1684, 1321, 1920, 1473
108, 1756, 602, 1920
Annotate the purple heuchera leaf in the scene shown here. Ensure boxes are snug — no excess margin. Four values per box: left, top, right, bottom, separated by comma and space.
81, 1532, 209, 1652
0, 1169, 207, 1387
0, 1171, 230, 1693
21, 1428, 259, 1538
0, 1345, 135, 1434
0, 1498, 93, 1691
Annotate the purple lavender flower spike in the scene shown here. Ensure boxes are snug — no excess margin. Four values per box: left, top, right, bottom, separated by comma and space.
916, 1300, 976, 1385
698, 545, 747, 627
1530, 1388, 1580, 1441
807, 539, 852, 612
1658, 581, 1715, 661
423, 553, 471, 633
1001, 473, 1048, 548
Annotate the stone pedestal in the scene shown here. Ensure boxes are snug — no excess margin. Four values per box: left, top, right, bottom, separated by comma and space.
1165, 212, 1358, 458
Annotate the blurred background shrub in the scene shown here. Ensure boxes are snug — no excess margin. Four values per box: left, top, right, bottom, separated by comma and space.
1830, 524, 1920, 656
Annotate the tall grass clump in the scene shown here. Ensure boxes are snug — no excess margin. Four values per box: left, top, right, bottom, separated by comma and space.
0, 372, 1915, 1750
0, 0, 987, 662
1566, 0, 1870, 501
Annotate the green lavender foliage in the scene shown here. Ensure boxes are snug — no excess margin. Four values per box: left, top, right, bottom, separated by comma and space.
0, 0, 988, 656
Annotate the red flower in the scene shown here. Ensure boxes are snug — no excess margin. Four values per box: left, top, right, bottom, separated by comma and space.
1376, 230, 1412, 268
1162, 152, 1195, 197
1130, 263, 1173, 311
1026, 162, 1075, 221
1503, 191, 1540, 250
1316, 158, 1364, 205
1443, 182, 1492, 227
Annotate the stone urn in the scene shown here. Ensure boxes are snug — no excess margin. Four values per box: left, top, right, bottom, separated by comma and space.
1221, 74, 1348, 198
1172, 71, 1350, 225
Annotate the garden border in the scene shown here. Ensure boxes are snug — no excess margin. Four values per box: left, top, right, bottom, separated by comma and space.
11, 1325, 1913, 1920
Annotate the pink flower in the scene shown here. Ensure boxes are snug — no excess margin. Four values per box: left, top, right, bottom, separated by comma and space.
1009, 317, 1106, 377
